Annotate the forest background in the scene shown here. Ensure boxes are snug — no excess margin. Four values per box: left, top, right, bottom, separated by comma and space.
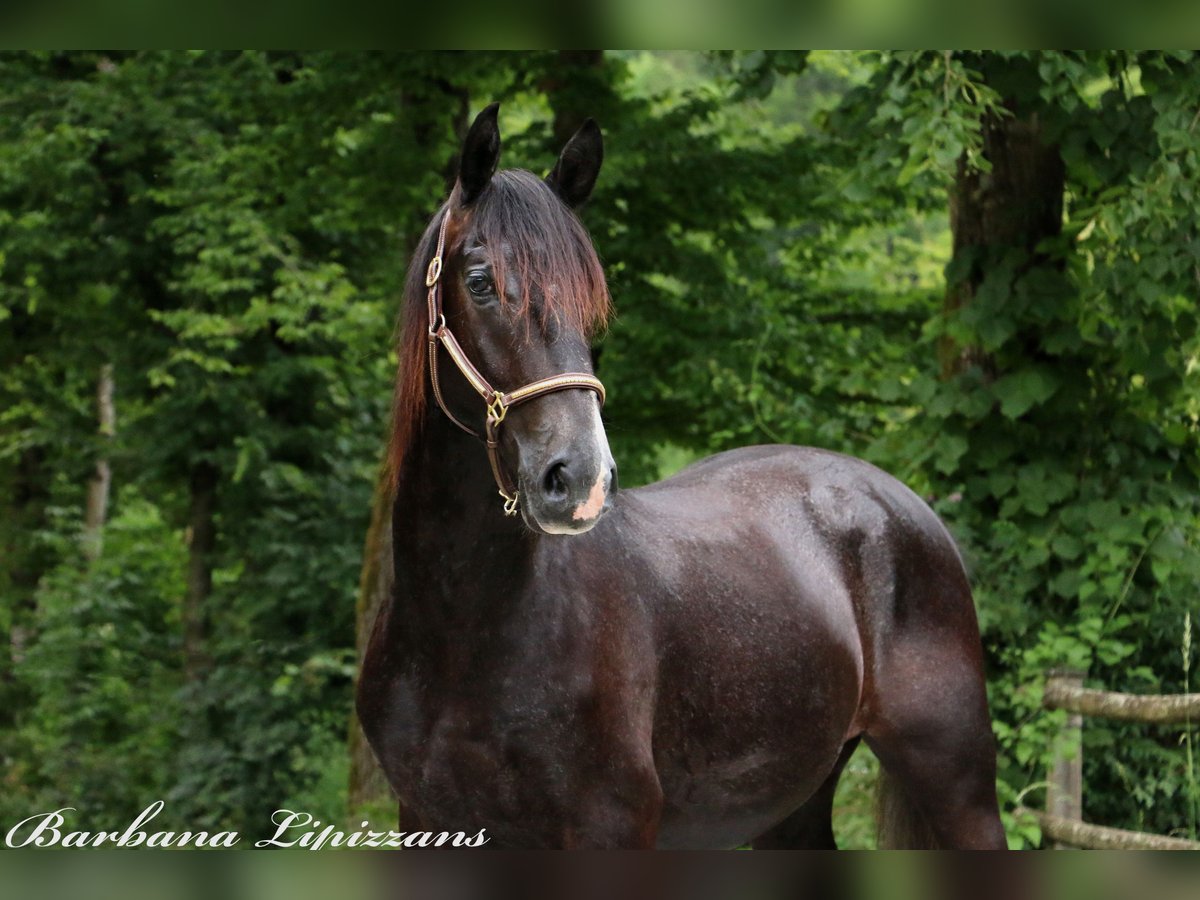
2, 51, 1198, 848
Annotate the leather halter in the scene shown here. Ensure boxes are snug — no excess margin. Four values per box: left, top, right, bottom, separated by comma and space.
424, 209, 606, 516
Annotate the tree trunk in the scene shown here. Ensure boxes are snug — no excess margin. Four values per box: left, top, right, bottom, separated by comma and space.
1, 446, 48, 717
540, 49, 614, 375
83, 363, 115, 562
403, 76, 468, 195
183, 462, 217, 683
941, 107, 1065, 379
348, 468, 395, 817
544, 50, 606, 146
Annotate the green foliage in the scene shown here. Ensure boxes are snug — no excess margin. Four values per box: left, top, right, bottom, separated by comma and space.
4, 491, 184, 823
0, 51, 413, 834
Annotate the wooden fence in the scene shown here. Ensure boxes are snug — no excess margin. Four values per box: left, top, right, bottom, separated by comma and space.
1016, 667, 1200, 850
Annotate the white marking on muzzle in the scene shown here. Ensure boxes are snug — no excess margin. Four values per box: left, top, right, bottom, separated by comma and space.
570, 398, 612, 523
572, 470, 608, 521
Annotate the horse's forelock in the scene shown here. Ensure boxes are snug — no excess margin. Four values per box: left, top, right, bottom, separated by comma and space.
466, 169, 610, 335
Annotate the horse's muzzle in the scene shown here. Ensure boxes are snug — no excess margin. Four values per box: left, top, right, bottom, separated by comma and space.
523, 458, 616, 535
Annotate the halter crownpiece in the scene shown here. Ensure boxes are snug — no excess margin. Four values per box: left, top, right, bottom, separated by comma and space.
424, 208, 606, 516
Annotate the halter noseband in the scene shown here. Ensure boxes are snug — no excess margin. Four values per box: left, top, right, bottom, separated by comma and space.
424, 209, 606, 516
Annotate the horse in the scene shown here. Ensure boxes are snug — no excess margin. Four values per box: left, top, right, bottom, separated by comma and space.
356, 102, 1008, 849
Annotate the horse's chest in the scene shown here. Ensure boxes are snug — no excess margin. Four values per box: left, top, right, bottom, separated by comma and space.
411, 707, 516, 819
385, 674, 574, 832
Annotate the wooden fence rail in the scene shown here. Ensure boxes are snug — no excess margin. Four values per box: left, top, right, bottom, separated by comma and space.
1034, 668, 1200, 850
1017, 807, 1200, 850
1044, 678, 1200, 725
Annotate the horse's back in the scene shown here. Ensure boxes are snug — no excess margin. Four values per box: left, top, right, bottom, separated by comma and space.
637, 443, 950, 529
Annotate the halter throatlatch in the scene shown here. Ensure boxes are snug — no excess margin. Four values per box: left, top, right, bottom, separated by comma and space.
424, 209, 606, 516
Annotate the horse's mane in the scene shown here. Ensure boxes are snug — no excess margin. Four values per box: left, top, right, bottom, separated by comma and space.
386, 170, 611, 489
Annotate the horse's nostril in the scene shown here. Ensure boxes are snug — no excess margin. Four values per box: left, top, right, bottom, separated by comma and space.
608, 466, 619, 495
543, 461, 569, 499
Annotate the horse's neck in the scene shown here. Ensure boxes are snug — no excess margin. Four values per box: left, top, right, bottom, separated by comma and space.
390, 410, 533, 634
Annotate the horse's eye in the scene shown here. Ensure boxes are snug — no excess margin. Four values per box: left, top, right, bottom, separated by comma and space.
465, 273, 493, 297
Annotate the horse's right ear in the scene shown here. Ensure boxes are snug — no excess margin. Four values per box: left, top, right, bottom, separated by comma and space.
457, 102, 501, 206
546, 118, 603, 209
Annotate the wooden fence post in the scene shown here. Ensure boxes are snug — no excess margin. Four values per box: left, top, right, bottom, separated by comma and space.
1045, 667, 1085, 846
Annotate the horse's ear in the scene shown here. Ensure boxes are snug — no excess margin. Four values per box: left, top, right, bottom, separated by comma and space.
546, 119, 603, 209
458, 102, 501, 206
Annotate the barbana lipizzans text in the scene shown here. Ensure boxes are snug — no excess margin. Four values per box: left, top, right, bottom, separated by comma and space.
5, 801, 489, 848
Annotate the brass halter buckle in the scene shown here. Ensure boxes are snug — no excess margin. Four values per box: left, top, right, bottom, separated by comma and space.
486, 392, 508, 425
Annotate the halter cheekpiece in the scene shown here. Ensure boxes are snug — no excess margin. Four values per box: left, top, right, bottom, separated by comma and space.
424, 209, 606, 516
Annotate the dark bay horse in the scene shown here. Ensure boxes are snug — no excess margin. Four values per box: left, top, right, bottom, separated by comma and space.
357, 103, 1008, 849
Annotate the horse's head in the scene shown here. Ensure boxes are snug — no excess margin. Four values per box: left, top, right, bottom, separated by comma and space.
429, 103, 616, 535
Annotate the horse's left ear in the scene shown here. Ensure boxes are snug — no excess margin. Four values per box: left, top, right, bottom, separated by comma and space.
546, 119, 603, 208
458, 102, 501, 206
